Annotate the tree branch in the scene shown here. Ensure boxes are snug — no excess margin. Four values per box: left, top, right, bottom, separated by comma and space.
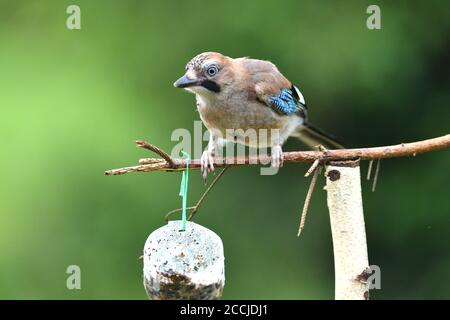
135, 140, 176, 168
107, 134, 449, 300
105, 134, 450, 176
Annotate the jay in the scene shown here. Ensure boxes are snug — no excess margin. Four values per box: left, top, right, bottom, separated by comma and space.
174, 52, 343, 178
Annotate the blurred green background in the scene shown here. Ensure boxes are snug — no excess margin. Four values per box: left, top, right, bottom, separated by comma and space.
0, 0, 449, 299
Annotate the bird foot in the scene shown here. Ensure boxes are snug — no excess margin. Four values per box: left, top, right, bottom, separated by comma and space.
271, 145, 284, 168
201, 150, 215, 181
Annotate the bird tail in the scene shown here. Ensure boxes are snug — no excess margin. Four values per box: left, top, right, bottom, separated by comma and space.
293, 121, 345, 149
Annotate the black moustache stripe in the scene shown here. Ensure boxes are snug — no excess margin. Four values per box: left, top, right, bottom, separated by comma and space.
201, 80, 221, 93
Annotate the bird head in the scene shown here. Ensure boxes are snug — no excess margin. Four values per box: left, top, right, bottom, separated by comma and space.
174, 52, 234, 97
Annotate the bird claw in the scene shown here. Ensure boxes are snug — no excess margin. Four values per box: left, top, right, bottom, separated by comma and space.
271, 145, 284, 168
201, 150, 215, 181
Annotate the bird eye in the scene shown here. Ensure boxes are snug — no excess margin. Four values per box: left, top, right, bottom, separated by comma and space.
206, 65, 219, 77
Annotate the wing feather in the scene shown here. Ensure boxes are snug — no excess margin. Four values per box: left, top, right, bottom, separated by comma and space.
239, 58, 307, 117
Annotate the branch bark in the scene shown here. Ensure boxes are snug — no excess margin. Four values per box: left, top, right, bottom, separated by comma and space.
105, 134, 450, 176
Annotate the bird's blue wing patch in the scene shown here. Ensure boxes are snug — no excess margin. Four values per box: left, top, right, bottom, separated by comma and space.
268, 88, 301, 115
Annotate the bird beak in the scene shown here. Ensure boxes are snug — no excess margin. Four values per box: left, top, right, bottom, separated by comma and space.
173, 74, 199, 88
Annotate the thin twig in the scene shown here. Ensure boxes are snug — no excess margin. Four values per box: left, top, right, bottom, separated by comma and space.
164, 167, 229, 221
305, 159, 320, 177
298, 165, 321, 236
366, 160, 373, 180
371, 159, 381, 192
135, 140, 176, 168
164, 206, 196, 221
105, 135, 450, 175
189, 167, 228, 221
139, 158, 166, 164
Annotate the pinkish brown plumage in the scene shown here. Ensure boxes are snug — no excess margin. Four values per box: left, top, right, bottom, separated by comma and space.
174, 52, 343, 178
